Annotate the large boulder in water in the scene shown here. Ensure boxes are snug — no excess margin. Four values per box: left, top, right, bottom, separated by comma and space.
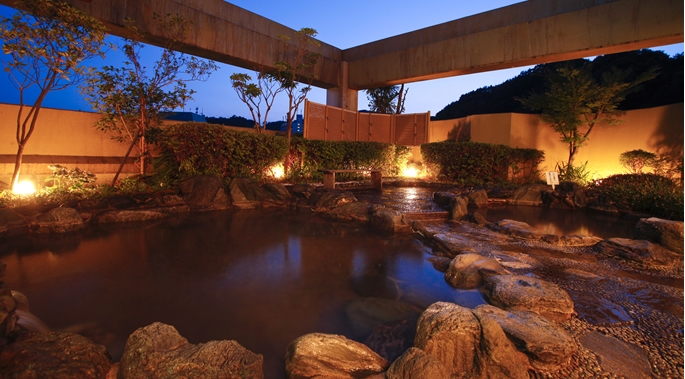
594, 238, 682, 267
509, 184, 549, 206
95, 209, 165, 224
476, 312, 530, 379
482, 274, 574, 322
444, 253, 509, 289
345, 297, 422, 339
449, 196, 469, 220
227, 177, 266, 209
466, 189, 488, 209
370, 208, 413, 233
119, 322, 263, 379
0, 207, 27, 237
364, 317, 418, 362
261, 182, 291, 207
634, 217, 684, 254
487, 219, 559, 244
323, 201, 371, 222
544, 182, 588, 210
285, 333, 388, 379
433, 191, 456, 209
0, 330, 112, 378
386, 347, 451, 379
29, 207, 84, 234
473, 305, 577, 372
179, 175, 231, 210
414, 302, 481, 377
306, 189, 357, 212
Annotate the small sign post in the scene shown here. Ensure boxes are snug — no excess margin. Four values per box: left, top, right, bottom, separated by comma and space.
545, 171, 560, 190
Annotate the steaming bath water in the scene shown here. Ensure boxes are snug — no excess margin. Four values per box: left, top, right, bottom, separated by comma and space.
1, 209, 484, 378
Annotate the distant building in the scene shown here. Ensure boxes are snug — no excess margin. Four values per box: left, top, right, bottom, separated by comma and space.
164, 112, 207, 123
266, 114, 304, 135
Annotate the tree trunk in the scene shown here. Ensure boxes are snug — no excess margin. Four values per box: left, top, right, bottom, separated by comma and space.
111, 135, 140, 187
9, 143, 25, 191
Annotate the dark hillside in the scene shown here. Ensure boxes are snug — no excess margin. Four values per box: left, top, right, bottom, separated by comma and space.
434, 50, 683, 120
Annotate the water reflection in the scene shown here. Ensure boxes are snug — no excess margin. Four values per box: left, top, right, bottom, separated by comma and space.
480, 204, 635, 239
355, 186, 635, 239
1, 210, 481, 379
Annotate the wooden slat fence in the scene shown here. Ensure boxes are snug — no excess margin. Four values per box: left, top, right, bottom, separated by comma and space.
303, 100, 429, 146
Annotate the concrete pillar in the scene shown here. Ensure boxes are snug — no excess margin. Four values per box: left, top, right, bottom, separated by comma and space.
326, 61, 358, 111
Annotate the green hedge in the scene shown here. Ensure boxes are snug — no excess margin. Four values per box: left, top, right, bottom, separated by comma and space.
154, 124, 411, 183
421, 141, 544, 185
155, 122, 289, 182
592, 173, 683, 220
286, 138, 411, 182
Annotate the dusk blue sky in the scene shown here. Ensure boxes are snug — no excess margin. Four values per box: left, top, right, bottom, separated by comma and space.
0, 1, 682, 121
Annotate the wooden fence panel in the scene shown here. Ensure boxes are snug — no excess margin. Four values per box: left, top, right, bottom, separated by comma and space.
304, 100, 428, 146
342, 110, 357, 141
304, 101, 327, 140
369, 113, 393, 143
326, 107, 343, 141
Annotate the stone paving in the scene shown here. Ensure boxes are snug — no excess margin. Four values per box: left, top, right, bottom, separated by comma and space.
419, 220, 683, 379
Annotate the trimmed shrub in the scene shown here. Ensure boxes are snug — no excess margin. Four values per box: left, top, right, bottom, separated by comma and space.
592, 173, 683, 220
421, 141, 544, 185
155, 122, 289, 182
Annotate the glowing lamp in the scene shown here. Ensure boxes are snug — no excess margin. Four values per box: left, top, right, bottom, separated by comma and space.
14, 180, 36, 195
402, 165, 419, 178
270, 164, 285, 179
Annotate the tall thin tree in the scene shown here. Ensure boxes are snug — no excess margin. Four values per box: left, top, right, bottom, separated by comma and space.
82, 14, 217, 185
0, 0, 108, 190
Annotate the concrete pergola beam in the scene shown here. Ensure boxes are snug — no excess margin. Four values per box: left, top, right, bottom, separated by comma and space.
344, 0, 684, 89
1, 0, 682, 110
0, 0, 344, 89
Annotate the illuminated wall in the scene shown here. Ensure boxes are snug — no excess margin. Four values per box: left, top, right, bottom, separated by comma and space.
429, 103, 684, 180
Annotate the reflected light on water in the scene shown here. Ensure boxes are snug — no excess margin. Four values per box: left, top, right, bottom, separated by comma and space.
403, 187, 418, 200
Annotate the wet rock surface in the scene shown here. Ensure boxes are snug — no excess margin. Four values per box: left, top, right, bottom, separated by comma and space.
285, 333, 388, 379
473, 305, 577, 371
0, 329, 112, 378
385, 347, 451, 379
482, 274, 574, 322
444, 253, 509, 289
119, 322, 263, 379
634, 217, 684, 254
29, 207, 84, 233
594, 237, 682, 267
414, 302, 481, 377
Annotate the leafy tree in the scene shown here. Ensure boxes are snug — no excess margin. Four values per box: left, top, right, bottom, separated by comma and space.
365, 84, 408, 114
274, 27, 321, 141
82, 14, 217, 184
230, 70, 283, 133
0, 0, 108, 191
518, 61, 657, 172
619, 149, 657, 174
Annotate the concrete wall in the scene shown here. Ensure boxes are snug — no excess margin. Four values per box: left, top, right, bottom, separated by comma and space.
0, 103, 268, 188
429, 103, 684, 180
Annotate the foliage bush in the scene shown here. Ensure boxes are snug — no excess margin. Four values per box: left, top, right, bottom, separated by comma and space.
421, 141, 544, 185
285, 138, 411, 182
556, 161, 593, 185
155, 122, 290, 182
619, 149, 657, 174
592, 173, 684, 220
